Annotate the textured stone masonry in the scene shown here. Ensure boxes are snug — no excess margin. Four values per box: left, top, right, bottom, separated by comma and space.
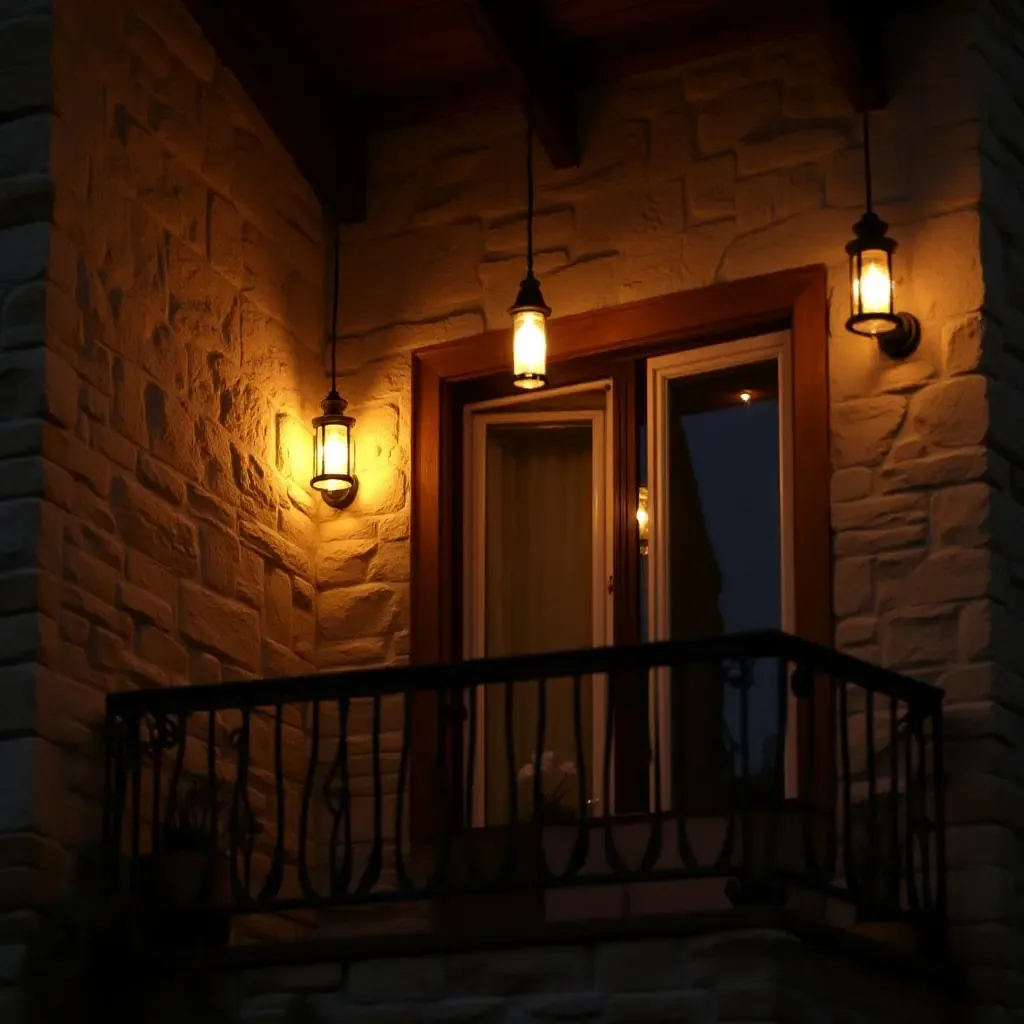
226, 929, 953, 1024
0, 0, 328, 926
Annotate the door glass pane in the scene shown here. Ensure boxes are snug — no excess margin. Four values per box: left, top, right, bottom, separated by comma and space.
481, 423, 595, 825
664, 360, 783, 807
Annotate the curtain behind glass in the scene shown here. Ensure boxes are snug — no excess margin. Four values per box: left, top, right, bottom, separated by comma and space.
483, 424, 593, 824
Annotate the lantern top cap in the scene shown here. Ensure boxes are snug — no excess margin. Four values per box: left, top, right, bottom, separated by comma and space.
509, 270, 552, 317
846, 210, 897, 256
320, 391, 349, 418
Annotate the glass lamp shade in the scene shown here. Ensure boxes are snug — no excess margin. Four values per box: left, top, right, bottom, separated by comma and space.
845, 212, 899, 337
510, 272, 551, 390
311, 393, 356, 509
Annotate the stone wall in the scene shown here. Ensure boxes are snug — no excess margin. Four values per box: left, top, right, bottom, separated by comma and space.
1, 0, 326, 906
321, 0, 1007, 1009
326, 1, 984, 678
966, 0, 1024, 1016
0, 0, 64, 944
229, 927, 955, 1024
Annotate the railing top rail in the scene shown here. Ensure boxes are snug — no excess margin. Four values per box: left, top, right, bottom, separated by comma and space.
105, 630, 942, 718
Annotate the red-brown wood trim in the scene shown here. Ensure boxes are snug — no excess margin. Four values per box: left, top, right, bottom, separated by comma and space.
410, 264, 833, 832
790, 267, 835, 807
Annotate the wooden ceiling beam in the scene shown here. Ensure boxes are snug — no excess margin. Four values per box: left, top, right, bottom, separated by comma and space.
462, 0, 582, 169
181, 0, 366, 223
589, 3, 812, 80
815, 0, 891, 112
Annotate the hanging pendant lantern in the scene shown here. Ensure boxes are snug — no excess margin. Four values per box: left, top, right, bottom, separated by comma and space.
311, 222, 358, 510
311, 391, 356, 507
512, 112, 550, 390
845, 113, 920, 359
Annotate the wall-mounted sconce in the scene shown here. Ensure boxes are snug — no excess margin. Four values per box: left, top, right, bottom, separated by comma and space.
845, 113, 920, 359
637, 486, 649, 557
311, 222, 358, 510
512, 111, 550, 390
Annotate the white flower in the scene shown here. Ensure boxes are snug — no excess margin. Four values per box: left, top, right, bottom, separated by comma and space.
560, 761, 577, 776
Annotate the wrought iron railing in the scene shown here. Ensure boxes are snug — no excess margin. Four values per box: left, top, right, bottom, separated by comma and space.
102, 631, 946, 949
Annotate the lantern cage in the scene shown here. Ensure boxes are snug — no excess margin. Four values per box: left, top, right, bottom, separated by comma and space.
310, 392, 357, 509
845, 211, 920, 359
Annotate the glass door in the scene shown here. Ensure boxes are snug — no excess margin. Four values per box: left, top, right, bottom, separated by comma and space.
463, 386, 614, 826
646, 333, 797, 812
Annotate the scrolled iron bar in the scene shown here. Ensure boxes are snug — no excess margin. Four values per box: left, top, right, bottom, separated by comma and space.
324, 696, 352, 898
100, 632, 946, 939
394, 689, 414, 893
355, 693, 384, 896
565, 672, 590, 879
297, 700, 320, 900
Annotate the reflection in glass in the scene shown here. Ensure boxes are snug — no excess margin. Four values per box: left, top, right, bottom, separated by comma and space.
664, 360, 783, 808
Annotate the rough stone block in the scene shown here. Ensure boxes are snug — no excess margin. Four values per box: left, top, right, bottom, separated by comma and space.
931, 484, 990, 549
834, 557, 873, 618
446, 947, 590, 997
878, 548, 990, 610
0, 114, 49, 179
116, 580, 173, 632
881, 607, 959, 668
0, 17, 51, 117
110, 474, 199, 579
263, 566, 291, 647
696, 83, 780, 156
832, 494, 928, 533
179, 580, 260, 670
348, 956, 444, 1004
136, 624, 188, 679
319, 584, 405, 643
738, 125, 849, 176
909, 376, 988, 449
198, 519, 239, 596
831, 397, 906, 469
878, 447, 988, 494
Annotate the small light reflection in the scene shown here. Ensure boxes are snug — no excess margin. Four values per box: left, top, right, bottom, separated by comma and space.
739, 390, 752, 404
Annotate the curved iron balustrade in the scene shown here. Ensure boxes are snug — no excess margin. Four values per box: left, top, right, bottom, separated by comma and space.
101, 631, 946, 952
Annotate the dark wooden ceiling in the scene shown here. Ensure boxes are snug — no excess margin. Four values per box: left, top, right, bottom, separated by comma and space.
182, 0, 900, 222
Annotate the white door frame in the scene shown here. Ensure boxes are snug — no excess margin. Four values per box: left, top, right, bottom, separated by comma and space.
463, 386, 615, 826
646, 331, 798, 808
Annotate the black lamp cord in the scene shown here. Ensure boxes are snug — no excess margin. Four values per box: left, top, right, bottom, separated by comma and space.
862, 112, 873, 215
526, 105, 535, 277
329, 219, 340, 396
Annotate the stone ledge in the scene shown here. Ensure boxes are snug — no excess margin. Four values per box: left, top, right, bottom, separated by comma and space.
206, 909, 963, 994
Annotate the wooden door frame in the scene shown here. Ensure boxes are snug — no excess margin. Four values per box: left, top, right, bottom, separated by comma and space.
410, 264, 832, 842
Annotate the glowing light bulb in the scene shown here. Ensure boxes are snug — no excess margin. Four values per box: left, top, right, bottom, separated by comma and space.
851, 249, 895, 334
513, 309, 547, 389
322, 424, 349, 491
739, 391, 752, 404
